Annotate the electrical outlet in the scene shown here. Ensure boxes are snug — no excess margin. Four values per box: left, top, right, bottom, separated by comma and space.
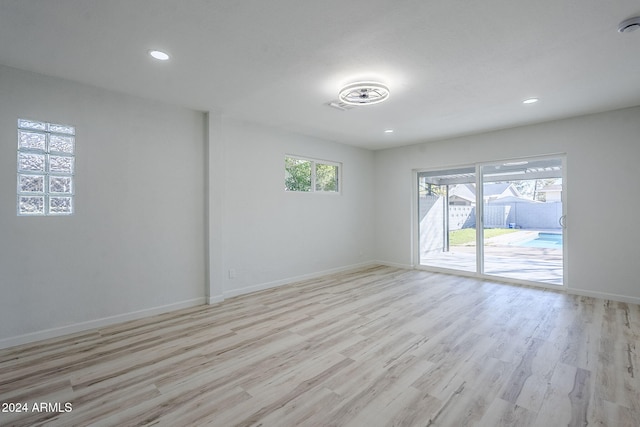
229, 269, 236, 279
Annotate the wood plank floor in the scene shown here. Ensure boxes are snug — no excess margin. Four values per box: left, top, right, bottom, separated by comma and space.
1, 265, 639, 426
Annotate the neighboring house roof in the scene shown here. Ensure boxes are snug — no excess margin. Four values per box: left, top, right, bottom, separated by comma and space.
488, 195, 539, 204
483, 183, 518, 198
449, 183, 476, 203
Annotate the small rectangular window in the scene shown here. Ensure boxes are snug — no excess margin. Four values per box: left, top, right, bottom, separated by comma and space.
315, 162, 339, 192
285, 156, 312, 192
17, 119, 75, 215
285, 155, 340, 193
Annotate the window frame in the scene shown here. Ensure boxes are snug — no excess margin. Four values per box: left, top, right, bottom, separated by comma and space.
16, 118, 75, 216
284, 155, 341, 194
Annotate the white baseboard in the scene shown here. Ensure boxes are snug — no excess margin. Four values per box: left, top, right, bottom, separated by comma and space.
387, 262, 640, 305
373, 260, 414, 270
7, 267, 636, 351
2, 263, 378, 349
0, 297, 205, 350
207, 295, 224, 305
221, 261, 378, 299
566, 287, 640, 305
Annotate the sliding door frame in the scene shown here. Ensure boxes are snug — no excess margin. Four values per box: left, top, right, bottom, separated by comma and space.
413, 154, 567, 290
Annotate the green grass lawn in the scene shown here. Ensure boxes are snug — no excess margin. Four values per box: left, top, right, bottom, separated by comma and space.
449, 228, 517, 245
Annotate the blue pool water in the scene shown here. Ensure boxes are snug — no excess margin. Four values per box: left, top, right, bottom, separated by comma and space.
513, 232, 563, 249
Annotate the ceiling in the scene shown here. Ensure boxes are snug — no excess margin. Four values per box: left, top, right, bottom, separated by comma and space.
1, 1, 639, 150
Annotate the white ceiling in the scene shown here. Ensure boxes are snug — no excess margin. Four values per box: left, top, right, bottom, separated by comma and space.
1, 0, 639, 150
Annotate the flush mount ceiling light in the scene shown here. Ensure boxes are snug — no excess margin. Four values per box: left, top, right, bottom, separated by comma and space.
523, 98, 539, 104
618, 16, 640, 33
339, 82, 390, 106
149, 50, 170, 61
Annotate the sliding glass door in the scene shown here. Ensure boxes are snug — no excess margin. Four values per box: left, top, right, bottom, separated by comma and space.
480, 158, 564, 285
418, 167, 477, 273
417, 156, 565, 286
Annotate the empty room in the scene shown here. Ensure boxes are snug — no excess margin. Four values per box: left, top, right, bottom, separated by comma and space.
1, 1, 639, 426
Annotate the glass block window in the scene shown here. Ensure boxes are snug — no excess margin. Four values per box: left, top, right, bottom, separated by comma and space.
285, 155, 340, 193
17, 119, 75, 215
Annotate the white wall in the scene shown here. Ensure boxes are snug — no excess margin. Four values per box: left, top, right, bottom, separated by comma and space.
0, 65, 375, 348
3, 62, 639, 348
374, 106, 640, 303
208, 117, 375, 299
0, 65, 207, 347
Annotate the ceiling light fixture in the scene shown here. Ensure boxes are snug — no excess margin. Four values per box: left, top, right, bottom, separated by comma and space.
384, 129, 394, 133
523, 98, 539, 104
149, 50, 170, 61
618, 16, 640, 33
339, 82, 390, 106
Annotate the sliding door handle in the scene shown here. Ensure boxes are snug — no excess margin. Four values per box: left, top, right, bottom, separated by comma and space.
559, 215, 566, 229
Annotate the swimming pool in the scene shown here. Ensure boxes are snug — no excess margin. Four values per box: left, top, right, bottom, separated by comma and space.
513, 232, 563, 249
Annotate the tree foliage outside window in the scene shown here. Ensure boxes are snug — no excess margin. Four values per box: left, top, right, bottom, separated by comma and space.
285, 156, 340, 193
315, 163, 338, 192
285, 157, 312, 191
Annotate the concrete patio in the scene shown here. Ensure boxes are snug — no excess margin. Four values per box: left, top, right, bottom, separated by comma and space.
420, 230, 563, 285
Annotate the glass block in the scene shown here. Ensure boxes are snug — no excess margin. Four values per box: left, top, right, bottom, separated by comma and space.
49, 176, 73, 194
49, 155, 74, 174
49, 123, 75, 135
49, 196, 73, 214
18, 119, 46, 131
49, 134, 74, 154
18, 196, 45, 215
18, 152, 46, 172
18, 174, 45, 193
18, 130, 46, 151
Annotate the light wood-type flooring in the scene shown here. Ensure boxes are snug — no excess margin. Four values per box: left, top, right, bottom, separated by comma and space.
1, 265, 639, 426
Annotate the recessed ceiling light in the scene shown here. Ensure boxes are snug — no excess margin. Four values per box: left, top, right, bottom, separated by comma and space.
384, 129, 394, 133
523, 98, 539, 104
149, 50, 170, 61
339, 82, 390, 106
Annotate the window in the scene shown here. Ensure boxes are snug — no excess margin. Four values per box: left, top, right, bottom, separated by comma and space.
285, 155, 340, 193
17, 119, 75, 215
